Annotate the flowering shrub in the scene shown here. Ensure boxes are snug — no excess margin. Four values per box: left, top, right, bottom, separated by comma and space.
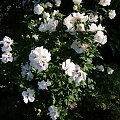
0, 36, 13, 63
0, 0, 118, 119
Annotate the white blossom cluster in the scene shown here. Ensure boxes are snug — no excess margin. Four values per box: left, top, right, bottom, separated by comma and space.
64, 12, 88, 33
29, 46, 51, 72
34, 3, 59, 33
98, 0, 116, 20
64, 0, 116, 46
62, 59, 86, 85
19, 0, 117, 118
39, 18, 58, 32
0, 36, 13, 63
21, 46, 51, 103
47, 105, 59, 120
63, 11, 109, 46
21, 81, 51, 104
88, 22, 107, 45
22, 88, 35, 104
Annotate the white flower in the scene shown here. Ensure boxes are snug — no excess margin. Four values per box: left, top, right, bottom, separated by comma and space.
47, 18, 58, 32
22, 88, 35, 104
64, 12, 88, 32
39, 22, 48, 32
34, 47, 51, 62
94, 31, 107, 45
72, 12, 88, 23
21, 64, 33, 81
96, 65, 104, 72
32, 34, 39, 40
95, 24, 105, 31
29, 46, 51, 72
107, 67, 114, 74
38, 80, 51, 90
0, 36, 13, 46
63, 14, 75, 32
47, 105, 59, 120
0, 36, 14, 63
71, 40, 87, 54
0, 36, 13, 52
62, 60, 87, 85
76, 23, 85, 32
46, 2, 53, 8
43, 12, 50, 21
108, 10, 116, 19
21, 63, 30, 76
34, 4, 44, 15
1, 45, 12, 52
72, 0, 82, 5
52, 10, 59, 16
71, 64, 86, 85
89, 13, 98, 23
88, 23, 105, 32
54, 0, 61, 7
99, 0, 111, 6
88, 23, 98, 32
1, 52, 13, 63
39, 19, 58, 32
26, 71, 34, 81
62, 59, 76, 76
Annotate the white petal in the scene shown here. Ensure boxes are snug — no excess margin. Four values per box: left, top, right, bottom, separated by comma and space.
107, 67, 114, 74
47, 81, 51, 86
23, 96, 28, 104
28, 96, 35, 102
22, 91, 28, 97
